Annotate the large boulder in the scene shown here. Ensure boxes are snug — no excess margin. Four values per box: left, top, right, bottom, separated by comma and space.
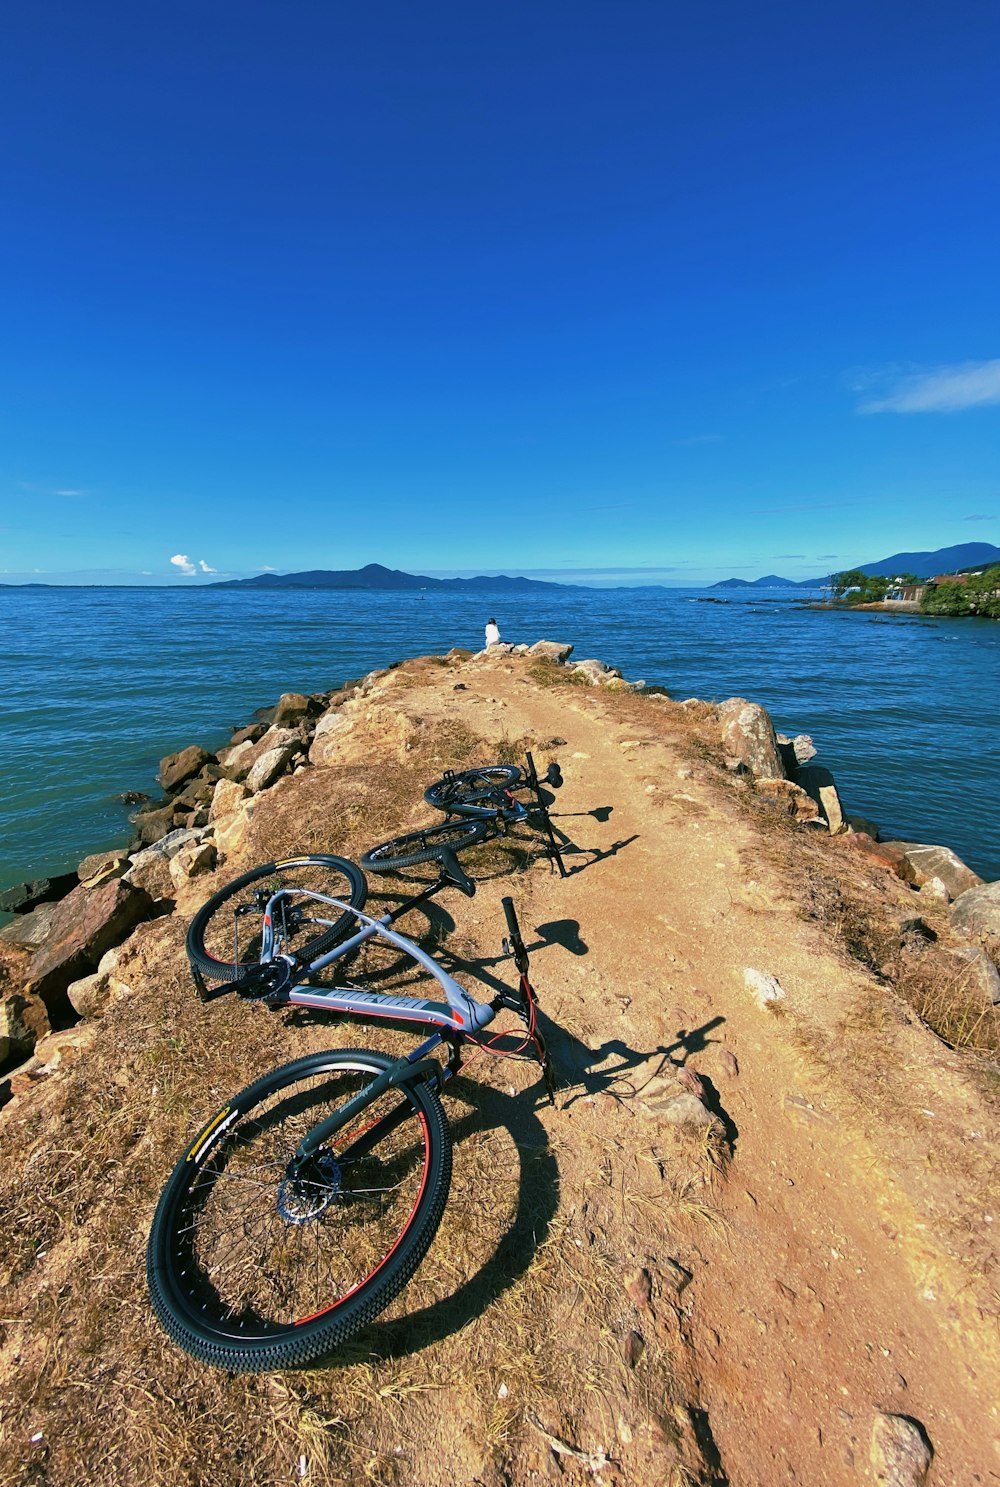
569, 658, 623, 686
245, 740, 302, 794
754, 778, 822, 823
0, 872, 78, 915
224, 727, 302, 783
0, 901, 62, 951
718, 698, 785, 780
529, 641, 574, 662
794, 764, 845, 833
210, 777, 250, 821
880, 843, 982, 901
159, 744, 216, 793
214, 798, 257, 856
23, 876, 154, 1020
169, 840, 218, 889
838, 834, 910, 880
950, 880, 1000, 948
272, 692, 319, 727
123, 847, 176, 905
131, 803, 177, 846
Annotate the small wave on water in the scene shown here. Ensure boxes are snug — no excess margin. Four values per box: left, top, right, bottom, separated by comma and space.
1, 585, 998, 897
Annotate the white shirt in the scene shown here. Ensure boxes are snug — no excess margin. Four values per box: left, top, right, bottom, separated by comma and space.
484, 622, 501, 648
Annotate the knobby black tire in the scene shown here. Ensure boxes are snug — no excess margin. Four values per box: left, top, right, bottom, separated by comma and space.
146, 1048, 452, 1372
360, 818, 490, 873
186, 855, 368, 986
423, 765, 523, 818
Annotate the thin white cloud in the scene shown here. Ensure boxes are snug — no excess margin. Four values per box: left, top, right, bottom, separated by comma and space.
198, 559, 217, 573
859, 359, 1000, 414
54, 488, 87, 497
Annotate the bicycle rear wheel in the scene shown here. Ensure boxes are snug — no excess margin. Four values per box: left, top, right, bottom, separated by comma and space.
147, 1048, 451, 1371
423, 765, 522, 818
186, 855, 367, 986
361, 818, 490, 873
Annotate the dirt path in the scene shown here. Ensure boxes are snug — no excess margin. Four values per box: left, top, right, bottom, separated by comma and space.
402, 655, 1000, 1484
1, 648, 997, 1487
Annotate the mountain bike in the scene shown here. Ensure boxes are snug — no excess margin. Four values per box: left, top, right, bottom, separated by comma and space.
147, 845, 555, 1373
361, 752, 568, 878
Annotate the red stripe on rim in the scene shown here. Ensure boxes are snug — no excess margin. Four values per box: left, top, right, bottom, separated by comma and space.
293, 1108, 431, 1326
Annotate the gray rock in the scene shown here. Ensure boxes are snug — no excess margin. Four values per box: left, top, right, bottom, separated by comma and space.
950, 879, 1000, 946
528, 640, 574, 662
143, 826, 207, 859
882, 842, 982, 899
245, 741, 301, 794
0, 901, 61, 951
718, 698, 785, 780
0, 873, 78, 915
131, 804, 176, 845
122, 849, 176, 904
745, 968, 786, 1008
869, 1412, 932, 1486
169, 840, 218, 887
226, 726, 302, 783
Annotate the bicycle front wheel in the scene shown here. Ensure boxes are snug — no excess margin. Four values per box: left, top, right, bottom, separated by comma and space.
186, 855, 368, 986
361, 818, 490, 873
147, 1048, 452, 1371
423, 765, 522, 818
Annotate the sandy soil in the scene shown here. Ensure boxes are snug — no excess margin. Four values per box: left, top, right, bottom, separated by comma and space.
0, 648, 997, 1487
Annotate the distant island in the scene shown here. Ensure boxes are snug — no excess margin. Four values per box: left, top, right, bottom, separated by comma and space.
207, 562, 574, 592
711, 574, 799, 589
711, 541, 1000, 590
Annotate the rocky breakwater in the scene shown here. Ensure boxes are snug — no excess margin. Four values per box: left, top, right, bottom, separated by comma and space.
0, 676, 381, 1106
710, 695, 1000, 1008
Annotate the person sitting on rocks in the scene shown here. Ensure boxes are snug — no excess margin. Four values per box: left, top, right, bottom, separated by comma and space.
484, 617, 501, 648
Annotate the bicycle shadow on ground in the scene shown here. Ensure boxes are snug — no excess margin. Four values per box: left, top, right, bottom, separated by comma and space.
320, 1077, 560, 1368
555, 833, 639, 877
543, 1012, 727, 1109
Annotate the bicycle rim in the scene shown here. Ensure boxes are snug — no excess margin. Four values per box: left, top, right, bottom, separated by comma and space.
186, 856, 367, 985
360, 819, 489, 872
147, 1049, 451, 1371
424, 765, 522, 818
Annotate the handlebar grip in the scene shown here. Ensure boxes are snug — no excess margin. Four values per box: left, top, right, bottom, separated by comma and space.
501, 896, 521, 940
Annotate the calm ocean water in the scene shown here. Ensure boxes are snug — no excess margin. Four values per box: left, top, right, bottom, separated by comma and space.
1, 586, 998, 903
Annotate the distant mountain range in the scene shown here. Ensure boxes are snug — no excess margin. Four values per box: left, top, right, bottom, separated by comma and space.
711, 541, 1000, 589
208, 563, 572, 592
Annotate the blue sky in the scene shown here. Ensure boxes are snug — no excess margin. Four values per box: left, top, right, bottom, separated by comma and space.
1, 1, 998, 587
